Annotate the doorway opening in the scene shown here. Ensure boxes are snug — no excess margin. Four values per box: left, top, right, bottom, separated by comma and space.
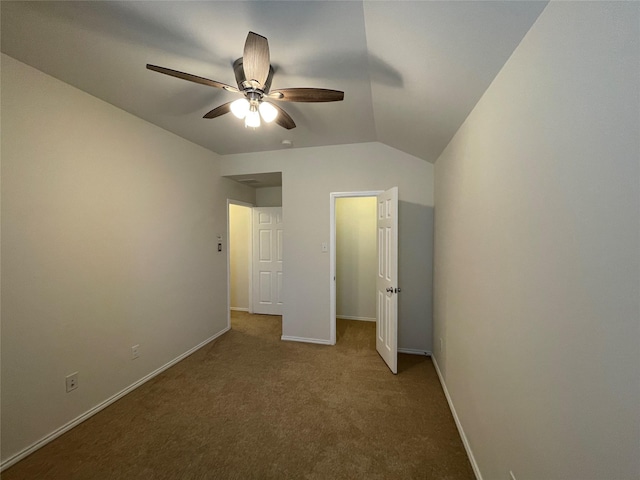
227, 193, 284, 333
329, 191, 383, 345
227, 200, 253, 330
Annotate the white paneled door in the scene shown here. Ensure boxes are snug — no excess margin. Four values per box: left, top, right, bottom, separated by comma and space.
376, 187, 398, 374
252, 207, 283, 315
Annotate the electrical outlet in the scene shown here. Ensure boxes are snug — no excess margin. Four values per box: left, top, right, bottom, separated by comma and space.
509, 471, 517, 480
65, 372, 78, 392
131, 344, 140, 359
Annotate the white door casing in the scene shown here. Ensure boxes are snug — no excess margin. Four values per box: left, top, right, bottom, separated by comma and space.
252, 207, 283, 315
376, 187, 398, 374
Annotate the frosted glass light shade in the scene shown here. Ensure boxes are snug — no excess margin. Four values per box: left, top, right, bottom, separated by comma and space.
230, 98, 250, 119
259, 102, 278, 123
245, 109, 261, 128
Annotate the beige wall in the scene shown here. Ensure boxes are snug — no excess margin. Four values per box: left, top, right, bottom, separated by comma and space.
256, 187, 282, 207
433, 2, 640, 478
0, 54, 255, 464
229, 204, 251, 310
336, 197, 377, 320
220, 142, 434, 352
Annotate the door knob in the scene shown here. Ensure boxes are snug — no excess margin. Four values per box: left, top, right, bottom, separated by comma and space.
386, 287, 393, 293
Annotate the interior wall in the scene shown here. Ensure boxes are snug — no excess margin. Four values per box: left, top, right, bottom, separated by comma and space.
220, 142, 434, 352
433, 2, 639, 478
336, 197, 377, 321
256, 186, 282, 207
0, 54, 255, 464
229, 204, 251, 311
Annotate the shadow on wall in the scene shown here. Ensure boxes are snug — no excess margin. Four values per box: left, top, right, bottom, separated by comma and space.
398, 201, 434, 352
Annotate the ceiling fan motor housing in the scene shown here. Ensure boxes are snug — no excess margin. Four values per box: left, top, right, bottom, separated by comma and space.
233, 58, 274, 96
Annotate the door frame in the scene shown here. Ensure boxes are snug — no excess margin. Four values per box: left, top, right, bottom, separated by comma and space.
227, 199, 255, 330
329, 190, 383, 345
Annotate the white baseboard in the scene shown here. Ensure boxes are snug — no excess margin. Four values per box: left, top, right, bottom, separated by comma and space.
431, 356, 482, 480
281, 335, 332, 345
230, 307, 249, 312
0, 326, 230, 472
336, 315, 376, 322
398, 348, 431, 356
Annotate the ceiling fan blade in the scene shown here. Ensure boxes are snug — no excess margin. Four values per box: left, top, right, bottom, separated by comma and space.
271, 103, 296, 130
268, 88, 344, 102
203, 102, 232, 119
147, 64, 238, 93
243, 32, 270, 88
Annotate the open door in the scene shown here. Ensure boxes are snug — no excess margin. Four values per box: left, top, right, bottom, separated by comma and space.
252, 207, 283, 315
376, 187, 398, 374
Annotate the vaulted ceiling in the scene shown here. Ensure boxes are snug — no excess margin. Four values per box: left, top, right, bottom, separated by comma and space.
1, 1, 547, 163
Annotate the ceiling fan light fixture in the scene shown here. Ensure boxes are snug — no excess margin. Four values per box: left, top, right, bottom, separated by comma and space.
245, 108, 261, 128
148, 32, 344, 132
259, 101, 278, 123
230, 98, 250, 119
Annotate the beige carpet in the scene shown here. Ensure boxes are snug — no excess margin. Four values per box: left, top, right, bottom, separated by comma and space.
2, 312, 474, 479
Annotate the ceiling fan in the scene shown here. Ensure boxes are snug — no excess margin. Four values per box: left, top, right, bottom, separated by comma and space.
147, 31, 344, 130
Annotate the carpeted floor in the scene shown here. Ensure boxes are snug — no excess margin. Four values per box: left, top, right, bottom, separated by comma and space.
2, 312, 474, 479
